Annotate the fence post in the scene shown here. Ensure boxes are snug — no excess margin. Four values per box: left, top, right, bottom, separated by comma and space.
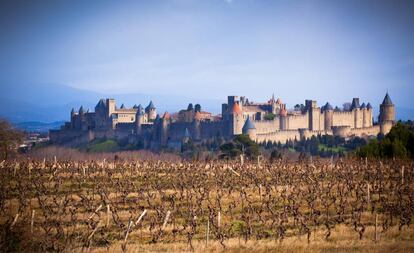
375, 213, 378, 242
161, 211, 171, 231
218, 211, 221, 229
106, 204, 111, 227
206, 218, 210, 247
31, 210, 35, 234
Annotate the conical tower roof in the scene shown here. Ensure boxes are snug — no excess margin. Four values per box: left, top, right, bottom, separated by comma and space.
360, 102, 366, 109
146, 101, 156, 110
242, 116, 256, 133
351, 98, 360, 110
232, 103, 242, 114
367, 103, 373, 109
136, 104, 144, 115
324, 102, 333, 111
79, 106, 85, 114
382, 93, 393, 105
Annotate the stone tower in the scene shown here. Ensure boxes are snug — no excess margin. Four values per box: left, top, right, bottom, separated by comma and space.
145, 101, 157, 121
135, 104, 144, 134
379, 93, 395, 135
160, 112, 170, 146
106, 99, 116, 116
232, 102, 244, 135
279, 104, 288, 130
242, 116, 257, 141
366, 103, 373, 127
323, 102, 333, 131
351, 98, 363, 128
193, 111, 202, 140
379, 93, 395, 123
306, 100, 321, 131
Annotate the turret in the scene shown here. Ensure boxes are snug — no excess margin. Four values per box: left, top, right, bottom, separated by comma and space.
323, 102, 333, 131
242, 116, 257, 141
160, 112, 170, 146
106, 98, 116, 116
145, 101, 157, 120
379, 93, 395, 135
306, 100, 321, 131
366, 103, 373, 127
279, 104, 288, 130
193, 111, 202, 140
79, 106, 85, 115
231, 102, 244, 135
351, 98, 363, 128
360, 103, 369, 128
70, 108, 76, 117
135, 104, 144, 134
379, 93, 395, 123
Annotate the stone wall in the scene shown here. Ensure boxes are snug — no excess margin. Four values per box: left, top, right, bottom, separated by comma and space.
349, 125, 380, 137
332, 111, 354, 127
286, 113, 308, 130
253, 120, 279, 134
255, 130, 300, 144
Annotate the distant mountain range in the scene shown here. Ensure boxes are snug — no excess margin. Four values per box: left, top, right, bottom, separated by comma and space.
1, 82, 413, 132
0, 82, 222, 124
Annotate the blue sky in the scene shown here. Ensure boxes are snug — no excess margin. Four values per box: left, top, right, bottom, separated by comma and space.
1, 0, 413, 109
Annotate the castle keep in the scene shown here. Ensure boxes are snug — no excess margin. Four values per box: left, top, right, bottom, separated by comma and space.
50, 93, 396, 149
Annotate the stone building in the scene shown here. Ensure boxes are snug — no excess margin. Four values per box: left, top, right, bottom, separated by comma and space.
50, 93, 396, 149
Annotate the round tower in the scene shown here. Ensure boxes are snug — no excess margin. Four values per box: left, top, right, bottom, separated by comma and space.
242, 116, 257, 141
232, 102, 244, 135
145, 101, 157, 121
323, 102, 333, 131
379, 93, 395, 123
366, 103, 373, 127
135, 104, 144, 134
360, 103, 368, 128
279, 104, 288, 130
160, 112, 170, 146
193, 111, 202, 140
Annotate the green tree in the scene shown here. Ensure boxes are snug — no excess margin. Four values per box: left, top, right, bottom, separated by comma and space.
264, 113, 275, 120
219, 134, 260, 159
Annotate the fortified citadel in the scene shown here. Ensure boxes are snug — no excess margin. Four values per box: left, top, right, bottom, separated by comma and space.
50, 93, 396, 149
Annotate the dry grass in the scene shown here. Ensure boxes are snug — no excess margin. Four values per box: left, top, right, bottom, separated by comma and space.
89, 225, 414, 253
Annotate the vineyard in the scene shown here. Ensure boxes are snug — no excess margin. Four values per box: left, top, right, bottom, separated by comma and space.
0, 158, 413, 252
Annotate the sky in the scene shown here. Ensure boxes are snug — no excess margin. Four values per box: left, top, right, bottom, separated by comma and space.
1, 0, 414, 108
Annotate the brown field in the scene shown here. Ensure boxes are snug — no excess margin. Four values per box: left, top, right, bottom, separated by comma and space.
0, 158, 413, 252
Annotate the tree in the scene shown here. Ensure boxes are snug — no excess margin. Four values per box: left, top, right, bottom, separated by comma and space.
264, 113, 275, 120
0, 119, 24, 160
219, 134, 260, 159
356, 122, 414, 158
